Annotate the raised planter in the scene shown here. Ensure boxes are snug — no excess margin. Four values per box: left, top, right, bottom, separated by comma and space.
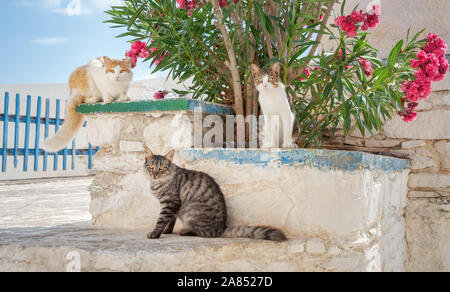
77, 98, 234, 115
79, 99, 410, 271
78, 98, 234, 153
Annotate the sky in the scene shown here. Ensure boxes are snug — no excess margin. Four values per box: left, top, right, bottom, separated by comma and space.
0, 0, 159, 84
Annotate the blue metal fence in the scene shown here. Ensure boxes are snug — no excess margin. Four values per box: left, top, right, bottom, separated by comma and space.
1, 92, 99, 173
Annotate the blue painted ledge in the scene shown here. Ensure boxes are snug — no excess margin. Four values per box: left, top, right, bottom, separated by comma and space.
77, 98, 234, 115
178, 149, 410, 172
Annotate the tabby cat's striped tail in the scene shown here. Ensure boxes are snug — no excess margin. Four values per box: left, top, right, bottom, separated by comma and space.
221, 226, 287, 242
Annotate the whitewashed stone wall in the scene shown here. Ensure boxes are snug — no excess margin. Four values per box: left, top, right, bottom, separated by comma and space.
83, 109, 410, 271
330, 90, 450, 272
321, 0, 450, 272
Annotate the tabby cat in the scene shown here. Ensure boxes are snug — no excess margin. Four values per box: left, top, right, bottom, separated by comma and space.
144, 148, 287, 242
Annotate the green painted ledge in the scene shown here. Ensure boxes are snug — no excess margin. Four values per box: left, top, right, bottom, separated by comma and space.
76, 98, 234, 115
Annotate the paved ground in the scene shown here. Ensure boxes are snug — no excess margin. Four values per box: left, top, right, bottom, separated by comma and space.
0, 177, 300, 272
0, 177, 92, 229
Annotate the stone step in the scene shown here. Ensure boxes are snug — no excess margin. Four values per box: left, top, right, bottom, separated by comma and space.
0, 223, 381, 272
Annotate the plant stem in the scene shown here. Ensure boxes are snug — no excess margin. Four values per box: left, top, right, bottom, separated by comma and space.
210, 0, 244, 116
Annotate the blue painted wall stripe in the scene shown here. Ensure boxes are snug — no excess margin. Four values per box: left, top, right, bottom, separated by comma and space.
88, 143, 93, 170
0, 114, 65, 126
23, 96, 31, 171
1, 148, 99, 156
177, 149, 410, 173
62, 102, 68, 171
13, 94, 20, 168
2, 92, 9, 172
71, 140, 76, 170
187, 99, 234, 115
53, 99, 60, 171
63, 146, 68, 171
34, 97, 42, 171
43, 99, 50, 172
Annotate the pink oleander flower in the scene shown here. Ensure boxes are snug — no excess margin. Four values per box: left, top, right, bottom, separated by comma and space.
423, 33, 448, 58
139, 49, 150, 59
131, 41, 147, 54
349, 10, 364, 23
398, 100, 418, 123
399, 110, 418, 123
338, 49, 348, 60
219, 0, 238, 7
154, 90, 168, 100
334, 16, 345, 26
185, 0, 196, 10
371, 5, 381, 16
358, 58, 373, 76
361, 5, 380, 31
153, 51, 168, 66
410, 50, 428, 68
399, 33, 447, 123
409, 34, 448, 82
335, 16, 358, 37
309, 14, 324, 25
408, 102, 419, 110
335, 5, 380, 37
410, 50, 442, 81
401, 73, 432, 102
126, 41, 150, 68
125, 52, 138, 68
178, 0, 204, 12
154, 55, 163, 66
424, 60, 441, 81
298, 68, 311, 81
438, 56, 449, 81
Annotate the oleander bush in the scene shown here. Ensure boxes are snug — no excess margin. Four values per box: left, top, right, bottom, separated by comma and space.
106, 0, 448, 147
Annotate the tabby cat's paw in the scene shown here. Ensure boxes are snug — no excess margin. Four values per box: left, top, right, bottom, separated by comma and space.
282, 143, 298, 149
180, 229, 196, 236
147, 232, 161, 239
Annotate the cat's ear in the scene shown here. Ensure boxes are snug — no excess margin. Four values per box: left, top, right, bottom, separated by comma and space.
271, 62, 281, 75
122, 56, 132, 68
250, 64, 261, 76
144, 147, 154, 159
165, 149, 176, 162
102, 56, 112, 66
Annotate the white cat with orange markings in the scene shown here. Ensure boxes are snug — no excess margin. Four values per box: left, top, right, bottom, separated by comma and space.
251, 63, 299, 149
42, 56, 133, 152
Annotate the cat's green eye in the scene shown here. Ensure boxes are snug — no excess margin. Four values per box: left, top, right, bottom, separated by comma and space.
149, 165, 154, 169
159, 166, 165, 170
254, 75, 262, 83
269, 74, 278, 81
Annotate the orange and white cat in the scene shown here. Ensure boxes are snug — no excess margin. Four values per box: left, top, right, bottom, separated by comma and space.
42, 56, 133, 152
